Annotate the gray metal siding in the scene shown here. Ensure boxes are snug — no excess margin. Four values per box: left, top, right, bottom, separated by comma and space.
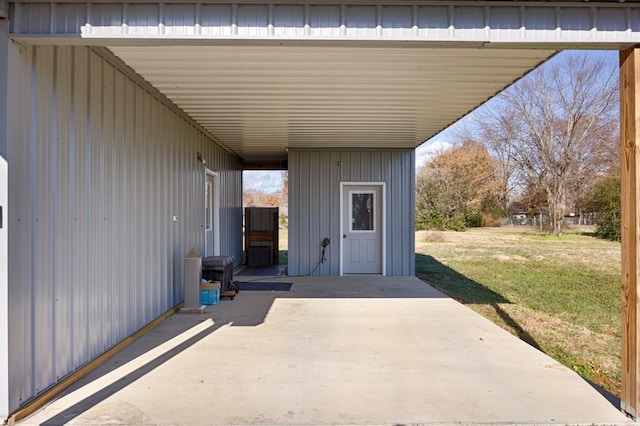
11, 1, 640, 46
288, 149, 415, 277
0, 18, 9, 421
6, 44, 242, 412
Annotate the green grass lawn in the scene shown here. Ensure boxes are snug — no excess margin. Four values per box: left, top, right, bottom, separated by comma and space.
279, 225, 288, 265
415, 226, 622, 395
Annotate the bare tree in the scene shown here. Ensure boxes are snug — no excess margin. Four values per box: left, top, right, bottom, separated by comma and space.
476, 53, 618, 235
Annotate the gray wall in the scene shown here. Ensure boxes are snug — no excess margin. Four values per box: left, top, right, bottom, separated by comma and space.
288, 149, 415, 276
6, 44, 242, 412
0, 18, 9, 421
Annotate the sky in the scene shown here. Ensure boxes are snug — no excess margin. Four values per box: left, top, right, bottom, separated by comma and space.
244, 170, 286, 194
243, 50, 617, 194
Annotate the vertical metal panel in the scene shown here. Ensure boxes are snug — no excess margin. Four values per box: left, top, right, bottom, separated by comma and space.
308, 5, 341, 38
7, 33, 34, 411
454, 6, 485, 38
71, 46, 89, 369
127, 4, 160, 36
308, 152, 319, 272
598, 8, 627, 33
289, 149, 413, 277
489, 7, 520, 40
53, 45, 73, 381
52, 3, 86, 35
11, 1, 640, 45
345, 5, 376, 37
381, 5, 412, 38
200, 4, 233, 37
6, 44, 242, 413
165, 3, 196, 37
273, 5, 305, 38
237, 4, 268, 37
0, 17, 9, 421
33, 44, 56, 394
288, 153, 299, 275
416, 6, 449, 39
524, 7, 557, 41
88, 4, 125, 36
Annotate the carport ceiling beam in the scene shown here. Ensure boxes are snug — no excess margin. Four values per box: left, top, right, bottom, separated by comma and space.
243, 160, 288, 170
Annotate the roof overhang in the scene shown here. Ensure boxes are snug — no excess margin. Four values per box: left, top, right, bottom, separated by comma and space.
9, 1, 640, 163
107, 43, 557, 162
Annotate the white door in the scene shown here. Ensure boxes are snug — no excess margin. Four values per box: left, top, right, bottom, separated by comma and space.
204, 171, 220, 257
342, 184, 383, 274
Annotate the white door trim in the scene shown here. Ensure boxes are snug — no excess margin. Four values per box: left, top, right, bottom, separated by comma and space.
204, 169, 220, 257
339, 181, 386, 276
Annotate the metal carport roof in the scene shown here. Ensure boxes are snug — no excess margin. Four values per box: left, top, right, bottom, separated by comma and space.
10, 0, 640, 163
107, 44, 556, 162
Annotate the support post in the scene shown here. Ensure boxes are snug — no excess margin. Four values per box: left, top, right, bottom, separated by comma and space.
620, 47, 640, 419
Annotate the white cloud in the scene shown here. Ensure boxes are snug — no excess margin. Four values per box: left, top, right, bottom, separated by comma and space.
415, 140, 453, 171
243, 170, 285, 193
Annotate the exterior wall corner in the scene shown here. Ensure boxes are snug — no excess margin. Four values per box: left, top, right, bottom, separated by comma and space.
0, 16, 9, 422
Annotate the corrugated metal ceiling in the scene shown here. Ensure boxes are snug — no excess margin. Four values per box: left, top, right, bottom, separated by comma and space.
109, 45, 557, 162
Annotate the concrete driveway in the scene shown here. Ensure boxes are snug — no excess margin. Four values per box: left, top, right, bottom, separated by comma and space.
20, 276, 632, 425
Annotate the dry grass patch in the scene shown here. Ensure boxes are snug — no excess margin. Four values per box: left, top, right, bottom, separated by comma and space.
421, 231, 447, 243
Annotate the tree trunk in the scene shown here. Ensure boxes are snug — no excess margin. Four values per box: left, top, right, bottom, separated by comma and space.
539, 212, 543, 232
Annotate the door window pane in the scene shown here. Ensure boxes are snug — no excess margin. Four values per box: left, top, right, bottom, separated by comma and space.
351, 192, 374, 231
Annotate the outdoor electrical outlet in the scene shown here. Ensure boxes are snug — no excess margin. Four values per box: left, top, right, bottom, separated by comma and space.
322, 238, 330, 247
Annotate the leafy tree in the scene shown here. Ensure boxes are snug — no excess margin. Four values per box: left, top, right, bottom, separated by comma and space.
416, 166, 467, 230
416, 140, 501, 230
587, 177, 621, 242
475, 53, 618, 235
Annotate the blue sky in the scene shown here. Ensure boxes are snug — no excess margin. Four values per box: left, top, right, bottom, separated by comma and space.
415, 50, 618, 170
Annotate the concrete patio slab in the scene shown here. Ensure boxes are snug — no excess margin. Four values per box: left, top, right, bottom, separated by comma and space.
19, 276, 632, 425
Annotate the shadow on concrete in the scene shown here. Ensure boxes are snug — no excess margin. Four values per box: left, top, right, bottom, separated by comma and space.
32, 270, 628, 425
41, 256, 624, 424
414, 253, 624, 412
235, 264, 288, 277
37, 275, 443, 425
34, 258, 624, 424
587, 379, 621, 411
415, 253, 541, 350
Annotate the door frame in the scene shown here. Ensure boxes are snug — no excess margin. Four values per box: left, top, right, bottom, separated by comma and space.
204, 168, 220, 257
339, 181, 386, 276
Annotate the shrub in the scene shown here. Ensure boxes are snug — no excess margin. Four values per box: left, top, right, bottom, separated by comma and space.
447, 214, 467, 231
586, 177, 620, 242
465, 209, 483, 228
482, 212, 502, 227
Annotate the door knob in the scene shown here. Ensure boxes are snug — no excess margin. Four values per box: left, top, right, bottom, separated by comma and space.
343, 235, 346, 238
